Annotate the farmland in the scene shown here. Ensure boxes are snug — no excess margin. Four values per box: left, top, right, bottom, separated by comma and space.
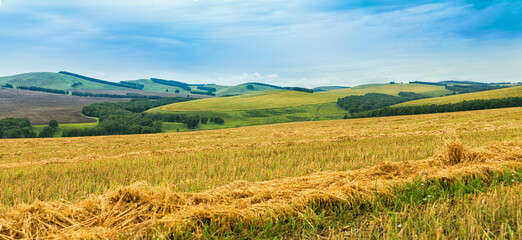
0, 88, 128, 125
0, 107, 520, 238
148, 83, 447, 131
396, 85, 522, 106
157, 83, 445, 112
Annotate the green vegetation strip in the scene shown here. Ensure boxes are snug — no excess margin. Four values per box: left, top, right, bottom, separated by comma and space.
165, 169, 521, 239
350, 97, 522, 118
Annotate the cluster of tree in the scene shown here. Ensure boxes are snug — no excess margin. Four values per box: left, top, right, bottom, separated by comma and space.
145, 113, 223, 129
62, 113, 163, 137
151, 78, 192, 91
190, 90, 216, 96
2, 83, 14, 88
347, 97, 522, 119
444, 84, 507, 94
286, 87, 314, 93
0, 118, 35, 138
119, 81, 144, 90
73, 97, 224, 136
59, 71, 140, 89
82, 98, 192, 117
38, 120, 59, 138
210, 117, 225, 124
337, 92, 429, 113
246, 84, 255, 90
71, 91, 167, 99
197, 85, 217, 92
71, 82, 83, 88
17, 86, 69, 95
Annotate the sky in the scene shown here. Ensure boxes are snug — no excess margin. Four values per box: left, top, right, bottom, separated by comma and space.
0, 0, 521, 87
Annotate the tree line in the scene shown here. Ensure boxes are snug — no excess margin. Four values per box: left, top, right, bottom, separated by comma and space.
409, 81, 515, 94
445, 84, 507, 94
17, 86, 69, 95
197, 85, 217, 92
59, 71, 142, 89
346, 97, 522, 119
0, 118, 35, 138
190, 90, 216, 96
286, 87, 314, 93
71, 91, 166, 99
337, 92, 429, 114
119, 81, 145, 90
63, 97, 225, 137
0, 118, 62, 138
151, 78, 192, 91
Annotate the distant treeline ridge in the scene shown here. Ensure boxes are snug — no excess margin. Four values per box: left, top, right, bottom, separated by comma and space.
150, 78, 192, 91
17, 86, 69, 95
337, 92, 429, 113
59, 71, 142, 89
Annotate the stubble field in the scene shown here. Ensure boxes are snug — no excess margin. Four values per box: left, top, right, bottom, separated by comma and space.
0, 107, 520, 239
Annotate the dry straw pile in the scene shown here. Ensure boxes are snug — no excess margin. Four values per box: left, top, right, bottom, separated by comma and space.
0, 140, 520, 239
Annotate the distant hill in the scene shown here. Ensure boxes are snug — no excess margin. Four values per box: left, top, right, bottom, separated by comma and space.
145, 83, 447, 131
313, 86, 349, 92
0, 72, 368, 97
215, 82, 283, 96
0, 72, 128, 90
153, 83, 445, 112
396, 86, 522, 106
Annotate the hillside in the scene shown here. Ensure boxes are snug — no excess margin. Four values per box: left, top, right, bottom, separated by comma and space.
142, 83, 447, 132
0, 72, 128, 90
215, 82, 282, 96
0, 88, 128, 124
0, 107, 520, 238
123, 79, 228, 94
396, 85, 522, 106
156, 83, 445, 112
313, 86, 349, 92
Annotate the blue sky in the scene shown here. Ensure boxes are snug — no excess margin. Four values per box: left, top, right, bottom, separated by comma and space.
0, 0, 521, 87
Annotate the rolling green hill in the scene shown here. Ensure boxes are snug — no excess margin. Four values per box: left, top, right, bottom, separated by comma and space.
313, 86, 349, 92
124, 79, 229, 95
0, 72, 128, 90
215, 82, 282, 96
147, 83, 447, 131
396, 86, 522, 106
156, 83, 445, 112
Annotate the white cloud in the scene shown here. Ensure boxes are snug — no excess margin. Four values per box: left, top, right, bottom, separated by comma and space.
1, 0, 521, 86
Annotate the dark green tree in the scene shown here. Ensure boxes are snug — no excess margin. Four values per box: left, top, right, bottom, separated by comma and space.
200, 117, 208, 124
48, 120, 59, 130
38, 126, 55, 138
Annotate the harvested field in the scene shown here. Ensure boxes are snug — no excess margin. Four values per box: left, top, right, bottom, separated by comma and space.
0, 107, 520, 239
0, 140, 520, 239
0, 88, 128, 125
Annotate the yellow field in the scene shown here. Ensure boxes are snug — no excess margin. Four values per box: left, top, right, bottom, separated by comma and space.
1, 107, 520, 203
155, 83, 444, 112
0, 107, 520, 238
397, 85, 522, 106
